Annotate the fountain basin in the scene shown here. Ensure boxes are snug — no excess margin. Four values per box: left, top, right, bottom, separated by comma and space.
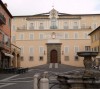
77, 51, 98, 57
57, 70, 100, 89
56, 51, 100, 89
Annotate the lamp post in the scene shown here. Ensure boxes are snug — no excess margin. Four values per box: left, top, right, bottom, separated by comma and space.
96, 28, 100, 67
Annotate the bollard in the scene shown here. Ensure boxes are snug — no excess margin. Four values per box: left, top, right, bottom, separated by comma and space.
33, 74, 39, 89
40, 78, 49, 89
43, 71, 48, 78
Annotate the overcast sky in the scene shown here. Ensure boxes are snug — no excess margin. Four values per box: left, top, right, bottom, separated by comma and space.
2, 0, 100, 16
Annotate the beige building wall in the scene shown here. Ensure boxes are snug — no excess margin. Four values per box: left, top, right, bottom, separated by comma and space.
89, 27, 100, 52
11, 9, 100, 68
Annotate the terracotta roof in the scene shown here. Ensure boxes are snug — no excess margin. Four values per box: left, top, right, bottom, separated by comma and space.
0, 0, 12, 18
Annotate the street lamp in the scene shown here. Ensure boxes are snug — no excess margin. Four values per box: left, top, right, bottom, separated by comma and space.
96, 28, 100, 66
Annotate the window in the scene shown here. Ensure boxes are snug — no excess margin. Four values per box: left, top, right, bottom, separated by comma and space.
73, 22, 78, 29
92, 48, 94, 51
93, 24, 97, 30
74, 33, 78, 39
95, 34, 97, 41
29, 33, 34, 40
39, 33, 44, 39
93, 46, 99, 52
22, 25, 26, 29
39, 56, 43, 61
93, 34, 97, 42
84, 33, 88, 39
64, 22, 69, 29
19, 34, 24, 40
4, 35, 10, 46
39, 47, 44, 55
50, 17, 57, 29
94, 47, 97, 52
39, 23, 44, 29
29, 47, 34, 56
20, 46, 24, 56
81, 23, 86, 29
29, 56, 34, 61
74, 56, 79, 61
65, 33, 69, 39
64, 47, 69, 55
20, 56, 24, 61
29, 23, 34, 29
65, 56, 69, 61
85, 46, 90, 51
12, 36, 16, 42
74, 46, 79, 55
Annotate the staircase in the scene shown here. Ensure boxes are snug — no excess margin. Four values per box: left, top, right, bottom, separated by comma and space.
49, 63, 58, 68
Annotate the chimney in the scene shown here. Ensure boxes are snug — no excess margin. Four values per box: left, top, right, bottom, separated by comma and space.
4, 3, 7, 7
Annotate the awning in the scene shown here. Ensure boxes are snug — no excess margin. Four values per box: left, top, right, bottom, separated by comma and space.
4, 53, 14, 58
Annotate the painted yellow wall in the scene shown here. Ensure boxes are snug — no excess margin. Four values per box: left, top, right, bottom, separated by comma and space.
11, 11, 100, 68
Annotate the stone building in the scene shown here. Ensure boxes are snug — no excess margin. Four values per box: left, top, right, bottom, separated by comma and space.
89, 26, 100, 52
11, 8, 100, 68
0, 0, 13, 68
89, 26, 100, 65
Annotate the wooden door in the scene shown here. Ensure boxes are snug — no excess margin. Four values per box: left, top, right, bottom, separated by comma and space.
50, 50, 57, 63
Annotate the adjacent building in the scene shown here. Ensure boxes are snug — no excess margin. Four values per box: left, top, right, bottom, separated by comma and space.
89, 26, 100, 52
11, 8, 100, 68
0, 0, 13, 68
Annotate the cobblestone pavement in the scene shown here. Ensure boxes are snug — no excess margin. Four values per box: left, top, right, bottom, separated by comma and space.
0, 64, 83, 89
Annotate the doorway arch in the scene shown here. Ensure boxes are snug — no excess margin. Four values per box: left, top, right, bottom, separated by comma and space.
50, 50, 58, 63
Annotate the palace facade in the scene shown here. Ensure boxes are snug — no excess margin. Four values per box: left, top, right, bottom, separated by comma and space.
11, 9, 100, 68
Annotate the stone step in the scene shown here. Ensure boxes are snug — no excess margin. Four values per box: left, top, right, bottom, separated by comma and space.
55, 63, 58, 68
49, 63, 59, 68
49, 63, 53, 68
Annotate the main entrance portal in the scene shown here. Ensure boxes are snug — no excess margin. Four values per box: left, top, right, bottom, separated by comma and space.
50, 50, 57, 63
46, 43, 62, 63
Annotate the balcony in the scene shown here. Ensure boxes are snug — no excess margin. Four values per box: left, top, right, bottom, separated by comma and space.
0, 12, 6, 25
17, 27, 27, 31
81, 26, 91, 29
50, 26, 57, 29
0, 41, 4, 49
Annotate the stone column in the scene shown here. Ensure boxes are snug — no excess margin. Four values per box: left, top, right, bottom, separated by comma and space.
13, 54, 17, 67
17, 55, 20, 67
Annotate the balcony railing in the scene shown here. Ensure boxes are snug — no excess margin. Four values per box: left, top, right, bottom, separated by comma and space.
81, 26, 91, 29
16, 25, 91, 30
17, 27, 27, 30
0, 12, 6, 25
50, 26, 57, 29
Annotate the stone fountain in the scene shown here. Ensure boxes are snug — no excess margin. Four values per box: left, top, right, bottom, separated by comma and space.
77, 51, 98, 76
57, 51, 100, 89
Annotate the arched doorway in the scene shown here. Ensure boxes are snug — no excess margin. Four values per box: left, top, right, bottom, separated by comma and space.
50, 50, 58, 63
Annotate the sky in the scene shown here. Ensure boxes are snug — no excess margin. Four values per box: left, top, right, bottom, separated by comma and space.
2, 0, 100, 16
